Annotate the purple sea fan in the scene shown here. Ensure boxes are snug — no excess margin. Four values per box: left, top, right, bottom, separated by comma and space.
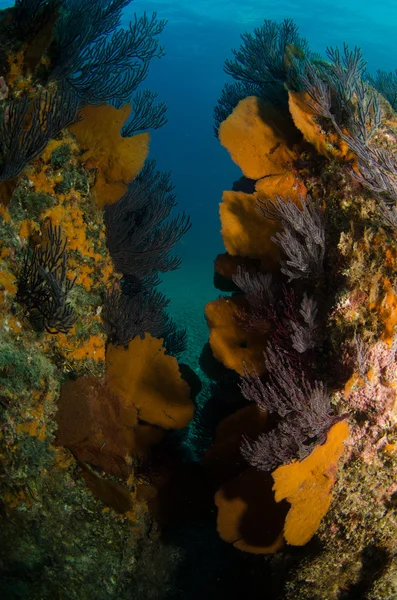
257, 195, 326, 281
240, 344, 341, 470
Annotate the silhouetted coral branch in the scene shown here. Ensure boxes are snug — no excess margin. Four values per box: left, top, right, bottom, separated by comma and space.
12, 0, 60, 39
0, 90, 78, 183
102, 285, 169, 346
102, 286, 187, 356
213, 81, 277, 136
104, 160, 191, 281
121, 90, 167, 136
366, 69, 397, 110
49, 1, 166, 105
161, 315, 188, 358
258, 195, 326, 281
224, 18, 309, 88
16, 222, 77, 333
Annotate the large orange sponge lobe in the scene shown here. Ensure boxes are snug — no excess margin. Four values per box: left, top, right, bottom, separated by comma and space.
106, 334, 194, 429
219, 96, 297, 179
272, 420, 350, 546
69, 103, 150, 208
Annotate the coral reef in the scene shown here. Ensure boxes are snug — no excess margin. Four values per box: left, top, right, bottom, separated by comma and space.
0, 1, 191, 598
205, 16, 397, 599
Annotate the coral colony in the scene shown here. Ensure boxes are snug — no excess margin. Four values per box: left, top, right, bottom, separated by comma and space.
206, 17, 397, 595
0, 3, 396, 600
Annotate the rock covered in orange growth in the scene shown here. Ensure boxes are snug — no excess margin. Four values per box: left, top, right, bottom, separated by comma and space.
272, 420, 350, 546
219, 96, 298, 180
205, 296, 269, 376
106, 334, 194, 429
69, 104, 150, 208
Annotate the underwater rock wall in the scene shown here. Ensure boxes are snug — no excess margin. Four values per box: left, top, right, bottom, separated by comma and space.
205, 19, 397, 598
0, 1, 191, 598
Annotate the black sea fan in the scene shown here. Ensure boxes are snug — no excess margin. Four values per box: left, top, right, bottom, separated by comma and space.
48, 0, 166, 106
104, 160, 191, 281
366, 69, 397, 110
121, 90, 167, 136
16, 222, 77, 334
101, 286, 187, 356
102, 285, 169, 346
224, 18, 310, 89
0, 89, 78, 183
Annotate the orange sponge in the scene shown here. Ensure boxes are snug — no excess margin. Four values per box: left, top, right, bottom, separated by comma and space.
273, 420, 350, 546
288, 91, 355, 162
106, 334, 194, 429
69, 103, 150, 208
219, 96, 297, 179
205, 296, 268, 376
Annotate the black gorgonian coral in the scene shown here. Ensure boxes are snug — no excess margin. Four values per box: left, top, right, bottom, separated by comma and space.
367, 69, 397, 110
0, 89, 78, 183
232, 268, 319, 363
101, 285, 187, 356
104, 159, 191, 281
16, 222, 77, 334
213, 81, 267, 137
121, 89, 167, 136
240, 344, 339, 471
102, 160, 190, 351
213, 18, 316, 130
47, 0, 166, 107
224, 18, 310, 90
257, 195, 326, 281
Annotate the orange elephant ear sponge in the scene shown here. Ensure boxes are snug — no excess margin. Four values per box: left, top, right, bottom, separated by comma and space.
288, 91, 354, 162
106, 334, 194, 429
214, 467, 288, 554
220, 190, 281, 266
219, 96, 298, 179
205, 296, 268, 376
55, 376, 138, 478
69, 103, 150, 208
272, 420, 350, 546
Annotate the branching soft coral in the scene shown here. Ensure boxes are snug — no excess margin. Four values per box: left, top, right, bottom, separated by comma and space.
0, 89, 79, 184
258, 194, 326, 281
240, 344, 341, 471
16, 221, 77, 333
